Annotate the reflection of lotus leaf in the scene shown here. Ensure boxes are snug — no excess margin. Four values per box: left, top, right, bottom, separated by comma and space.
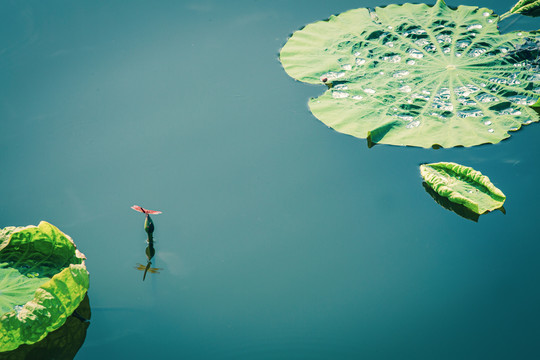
0, 294, 91, 360
420, 162, 506, 214
279, 0, 540, 147
0, 222, 89, 352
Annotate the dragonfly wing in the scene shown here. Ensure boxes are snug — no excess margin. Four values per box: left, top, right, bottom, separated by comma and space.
131, 205, 162, 214
131, 205, 145, 213
144, 209, 162, 214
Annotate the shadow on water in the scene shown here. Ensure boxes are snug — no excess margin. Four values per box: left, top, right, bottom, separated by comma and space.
422, 182, 479, 222
0, 294, 91, 360
134, 233, 162, 281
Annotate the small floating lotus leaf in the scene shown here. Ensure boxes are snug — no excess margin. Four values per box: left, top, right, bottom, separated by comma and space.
0, 222, 89, 352
505, 0, 540, 18
420, 162, 506, 214
279, 0, 540, 147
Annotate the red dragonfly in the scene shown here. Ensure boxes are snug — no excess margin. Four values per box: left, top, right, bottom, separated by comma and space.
131, 205, 162, 215
132, 205, 161, 236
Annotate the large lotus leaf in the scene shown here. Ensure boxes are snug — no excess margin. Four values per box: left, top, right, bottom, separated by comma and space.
420, 162, 506, 214
0, 222, 89, 352
279, 0, 540, 148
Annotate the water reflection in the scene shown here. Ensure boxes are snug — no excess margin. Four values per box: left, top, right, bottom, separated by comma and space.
131, 206, 163, 281
0, 294, 91, 360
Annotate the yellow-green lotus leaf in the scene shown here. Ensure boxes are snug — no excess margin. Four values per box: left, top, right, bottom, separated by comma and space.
504, 0, 540, 18
420, 162, 506, 214
280, 0, 540, 147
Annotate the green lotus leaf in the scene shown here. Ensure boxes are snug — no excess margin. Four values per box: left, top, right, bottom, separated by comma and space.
0, 294, 91, 360
279, 0, 540, 148
420, 162, 506, 214
0, 222, 89, 352
504, 0, 540, 18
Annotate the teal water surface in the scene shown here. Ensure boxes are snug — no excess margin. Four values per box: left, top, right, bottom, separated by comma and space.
1, 0, 539, 359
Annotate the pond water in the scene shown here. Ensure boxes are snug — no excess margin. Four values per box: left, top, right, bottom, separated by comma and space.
1, 0, 539, 359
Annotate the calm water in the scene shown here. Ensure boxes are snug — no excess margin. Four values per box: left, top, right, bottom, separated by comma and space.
1, 1, 539, 359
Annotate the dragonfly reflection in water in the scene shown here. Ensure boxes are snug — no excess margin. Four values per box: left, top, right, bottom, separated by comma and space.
132, 205, 163, 281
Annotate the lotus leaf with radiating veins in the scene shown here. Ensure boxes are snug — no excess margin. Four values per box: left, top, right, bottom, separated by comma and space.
280, 0, 540, 147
